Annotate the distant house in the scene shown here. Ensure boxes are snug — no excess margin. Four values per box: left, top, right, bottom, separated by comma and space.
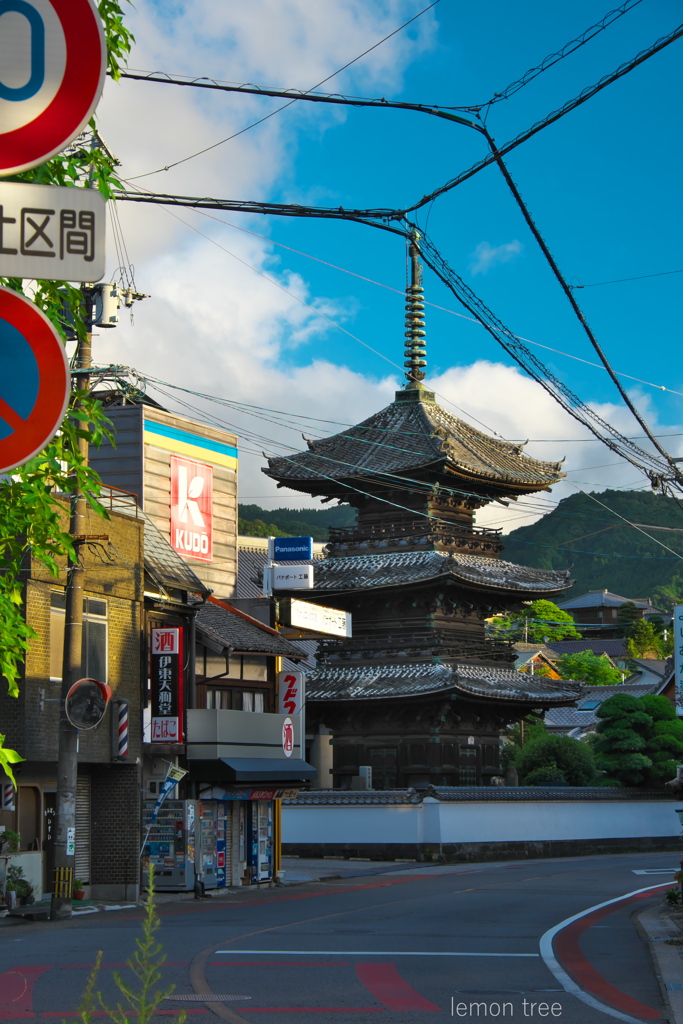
544, 682, 661, 738
546, 638, 629, 666
557, 590, 668, 637
513, 645, 562, 679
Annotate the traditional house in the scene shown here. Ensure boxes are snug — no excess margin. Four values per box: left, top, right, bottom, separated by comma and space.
263, 244, 582, 789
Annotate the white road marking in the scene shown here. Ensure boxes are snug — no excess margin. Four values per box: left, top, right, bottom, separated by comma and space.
215, 949, 539, 957
632, 869, 676, 875
539, 883, 667, 1024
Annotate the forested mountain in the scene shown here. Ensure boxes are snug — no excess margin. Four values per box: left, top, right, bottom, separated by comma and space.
501, 490, 683, 608
239, 491, 683, 609
238, 503, 356, 542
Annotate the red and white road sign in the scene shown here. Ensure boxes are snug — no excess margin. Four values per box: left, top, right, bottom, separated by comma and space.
0, 0, 106, 176
170, 455, 214, 563
0, 285, 70, 473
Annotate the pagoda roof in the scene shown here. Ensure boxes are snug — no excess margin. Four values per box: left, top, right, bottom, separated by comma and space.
264, 389, 565, 494
305, 661, 582, 705
302, 549, 571, 597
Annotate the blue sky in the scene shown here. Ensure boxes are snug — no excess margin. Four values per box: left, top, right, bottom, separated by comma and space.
97, 0, 683, 525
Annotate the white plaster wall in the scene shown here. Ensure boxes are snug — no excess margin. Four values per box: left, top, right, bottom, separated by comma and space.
2, 852, 43, 899
282, 803, 423, 845
282, 799, 680, 846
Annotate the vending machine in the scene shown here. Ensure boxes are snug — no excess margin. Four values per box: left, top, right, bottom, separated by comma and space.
142, 799, 198, 892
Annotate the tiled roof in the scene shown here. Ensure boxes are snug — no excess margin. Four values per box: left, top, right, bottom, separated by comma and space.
264, 394, 564, 492
307, 550, 571, 596
546, 639, 629, 658
114, 500, 209, 596
284, 785, 671, 804
544, 682, 658, 730
306, 661, 581, 704
196, 597, 302, 657
285, 789, 422, 806
558, 590, 657, 611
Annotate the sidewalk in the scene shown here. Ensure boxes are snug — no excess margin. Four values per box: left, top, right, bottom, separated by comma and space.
637, 901, 683, 1024
279, 855, 421, 883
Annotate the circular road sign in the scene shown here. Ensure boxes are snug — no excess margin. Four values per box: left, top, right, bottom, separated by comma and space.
65, 677, 112, 731
0, 0, 106, 176
0, 285, 70, 473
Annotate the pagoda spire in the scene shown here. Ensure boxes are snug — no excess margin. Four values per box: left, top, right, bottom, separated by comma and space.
404, 233, 427, 384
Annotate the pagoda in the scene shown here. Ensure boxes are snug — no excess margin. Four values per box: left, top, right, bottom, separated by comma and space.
264, 240, 581, 789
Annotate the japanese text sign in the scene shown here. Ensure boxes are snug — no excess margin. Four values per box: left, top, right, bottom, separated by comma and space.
0, 182, 105, 280
675, 605, 683, 716
272, 564, 314, 590
278, 670, 303, 716
170, 455, 213, 563
150, 626, 184, 742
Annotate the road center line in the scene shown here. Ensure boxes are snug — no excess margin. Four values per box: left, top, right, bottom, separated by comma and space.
214, 950, 539, 957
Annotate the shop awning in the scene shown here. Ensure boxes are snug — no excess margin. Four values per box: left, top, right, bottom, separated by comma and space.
189, 758, 316, 783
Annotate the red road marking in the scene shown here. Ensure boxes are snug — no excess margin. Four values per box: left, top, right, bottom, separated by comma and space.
0, 968, 51, 1020
355, 963, 441, 1012
240, 1010, 384, 1015
40, 1012, 208, 1018
553, 886, 670, 1021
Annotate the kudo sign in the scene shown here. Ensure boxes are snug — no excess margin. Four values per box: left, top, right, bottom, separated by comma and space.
0, 284, 70, 472
170, 455, 213, 563
0, 0, 107, 176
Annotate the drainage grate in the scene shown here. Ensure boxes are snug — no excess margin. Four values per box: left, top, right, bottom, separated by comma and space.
164, 995, 251, 1002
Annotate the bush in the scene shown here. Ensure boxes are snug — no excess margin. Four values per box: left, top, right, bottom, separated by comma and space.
516, 734, 597, 786
524, 761, 567, 786
595, 692, 683, 786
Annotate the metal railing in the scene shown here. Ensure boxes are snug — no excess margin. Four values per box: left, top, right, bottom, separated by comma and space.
319, 629, 515, 662
328, 518, 503, 544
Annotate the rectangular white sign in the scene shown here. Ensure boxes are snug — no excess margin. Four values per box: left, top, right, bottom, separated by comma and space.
287, 597, 351, 637
272, 564, 314, 590
278, 670, 304, 715
0, 182, 106, 282
675, 604, 683, 716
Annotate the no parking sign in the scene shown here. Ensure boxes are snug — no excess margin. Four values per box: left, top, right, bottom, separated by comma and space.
0, 285, 70, 472
0, 0, 106, 175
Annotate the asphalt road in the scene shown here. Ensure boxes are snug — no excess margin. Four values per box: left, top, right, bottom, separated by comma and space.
0, 850, 678, 1024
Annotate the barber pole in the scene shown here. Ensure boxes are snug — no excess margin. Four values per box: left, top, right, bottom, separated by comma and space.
2, 783, 14, 811
112, 699, 129, 760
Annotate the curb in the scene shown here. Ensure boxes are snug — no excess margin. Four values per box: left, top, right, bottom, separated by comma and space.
636, 901, 683, 1024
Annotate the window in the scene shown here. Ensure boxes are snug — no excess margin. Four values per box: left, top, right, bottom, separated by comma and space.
205, 687, 267, 712
50, 593, 107, 682
579, 700, 601, 711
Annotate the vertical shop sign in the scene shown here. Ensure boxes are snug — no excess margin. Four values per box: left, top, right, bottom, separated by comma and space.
170, 455, 213, 562
150, 626, 184, 742
278, 670, 303, 715
675, 605, 683, 716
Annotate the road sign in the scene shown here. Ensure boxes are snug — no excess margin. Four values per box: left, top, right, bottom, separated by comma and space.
0, 0, 106, 176
0, 181, 106, 281
272, 536, 313, 560
65, 677, 112, 730
0, 285, 70, 472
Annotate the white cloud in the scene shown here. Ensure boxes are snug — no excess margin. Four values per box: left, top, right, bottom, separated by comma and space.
469, 240, 523, 276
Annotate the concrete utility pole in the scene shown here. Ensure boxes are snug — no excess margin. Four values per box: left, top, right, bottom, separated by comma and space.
50, 306, 92, 920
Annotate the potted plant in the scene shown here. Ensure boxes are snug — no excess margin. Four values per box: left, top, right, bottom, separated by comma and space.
6, 866, 34, 906
0, 829, 21, 855
72, 879, 86, 901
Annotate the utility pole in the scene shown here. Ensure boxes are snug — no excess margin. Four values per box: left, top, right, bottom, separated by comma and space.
50, 299, 92, 920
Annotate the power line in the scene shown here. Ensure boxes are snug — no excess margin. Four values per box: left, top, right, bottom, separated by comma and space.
479, 0, 646, 112
570, 268, 683, 289
126, 0, 441, 180
477, 123, 678, 478
406, 22, 683, 213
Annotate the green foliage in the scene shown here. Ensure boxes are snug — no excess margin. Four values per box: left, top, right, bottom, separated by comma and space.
556, 651, 623, 686
516, 734, 598, 787
6, 865, 33, 900
0, 828, 21, 852
238, 503, 355, 542
491, 599, 580, 643
523, 761, 568, 786
594, 693, 682, 786
0, 2, 133, 781
626, 620, 666, 659
501, 717, 547, 770
665, 888, 682, 906
75, 870, 186, 1024
502, 490, 683, 609
0, 735, 23, 788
